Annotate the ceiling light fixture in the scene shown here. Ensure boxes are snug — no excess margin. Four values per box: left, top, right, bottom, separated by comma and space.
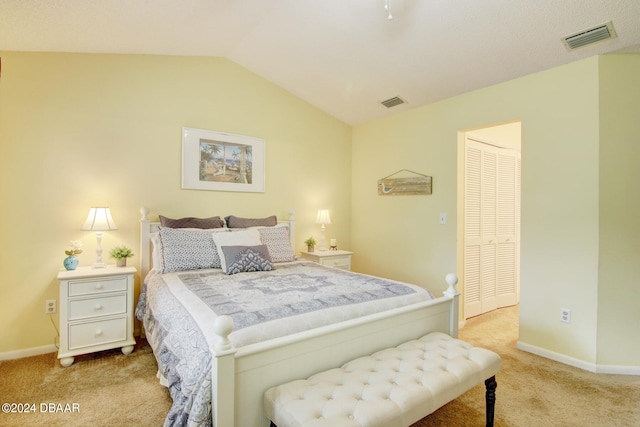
385, 0, 393, 20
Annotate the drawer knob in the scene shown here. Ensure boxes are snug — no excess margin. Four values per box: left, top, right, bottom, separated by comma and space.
95, 284, 104, 290
95, 329, 103, 337
94, 304, 103, 311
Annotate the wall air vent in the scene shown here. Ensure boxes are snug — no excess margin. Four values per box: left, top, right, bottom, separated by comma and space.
563, 21, 617, 50
381, 96, 406, 108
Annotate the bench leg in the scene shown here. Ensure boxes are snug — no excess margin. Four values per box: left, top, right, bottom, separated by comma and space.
485, 375, 497, 427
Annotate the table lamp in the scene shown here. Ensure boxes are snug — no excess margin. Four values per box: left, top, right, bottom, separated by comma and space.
315, 209, 331, 251
81, 207, 118, 268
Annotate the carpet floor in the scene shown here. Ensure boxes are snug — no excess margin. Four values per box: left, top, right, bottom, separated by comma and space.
1, 305, 638, 426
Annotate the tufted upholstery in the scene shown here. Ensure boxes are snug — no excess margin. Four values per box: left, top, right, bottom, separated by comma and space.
264, 332, 501, 427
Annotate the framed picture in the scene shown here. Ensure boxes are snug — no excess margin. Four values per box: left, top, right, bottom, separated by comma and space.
182, 127, 265, 192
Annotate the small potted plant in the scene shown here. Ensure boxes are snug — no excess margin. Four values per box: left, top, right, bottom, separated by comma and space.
110, 246, 134, 267
304, 237, 316, 252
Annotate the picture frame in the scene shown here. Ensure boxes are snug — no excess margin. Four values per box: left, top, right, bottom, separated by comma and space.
182, 127, 265, 193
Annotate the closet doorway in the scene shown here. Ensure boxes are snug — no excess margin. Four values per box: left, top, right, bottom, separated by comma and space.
458, 122, 521, 320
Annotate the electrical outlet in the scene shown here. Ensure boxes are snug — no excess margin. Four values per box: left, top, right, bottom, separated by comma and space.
45, 299, 57, 314
560, 308, 571, 324
439, 212, 447, 225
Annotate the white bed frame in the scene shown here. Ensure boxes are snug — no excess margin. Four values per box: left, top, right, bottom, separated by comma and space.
139, 207, 460, 427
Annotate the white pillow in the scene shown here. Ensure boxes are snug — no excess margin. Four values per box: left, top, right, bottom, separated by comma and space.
212, 229, 262, 272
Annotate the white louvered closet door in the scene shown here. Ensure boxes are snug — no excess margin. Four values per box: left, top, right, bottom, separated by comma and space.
464, 139, 520, 319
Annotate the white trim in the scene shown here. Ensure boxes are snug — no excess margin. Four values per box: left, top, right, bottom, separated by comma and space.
0, 344, 57, 361
3, 332, 141, 362
517, 341, 596, 371
516, 341, 640, 376
595, 364, 640, 375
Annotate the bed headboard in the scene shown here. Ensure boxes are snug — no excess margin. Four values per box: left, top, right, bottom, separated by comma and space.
139, 207, 296, 281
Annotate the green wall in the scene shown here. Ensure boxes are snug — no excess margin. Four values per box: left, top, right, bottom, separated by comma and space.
1, 50, 638, 372
597, 54, 640, 367
0, 52, 352, 354
352, 54, 639, 371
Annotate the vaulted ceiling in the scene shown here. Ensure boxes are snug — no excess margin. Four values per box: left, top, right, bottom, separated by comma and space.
2, 0, 639, 124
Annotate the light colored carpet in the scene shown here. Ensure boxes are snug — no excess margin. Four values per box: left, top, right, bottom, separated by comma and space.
0, 339, 172, 426
411, 305, 640, 426
1, 305, 638, 426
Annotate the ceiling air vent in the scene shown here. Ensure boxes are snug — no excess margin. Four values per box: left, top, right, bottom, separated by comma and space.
381, 96, 406, 108
563, 21, 617, 50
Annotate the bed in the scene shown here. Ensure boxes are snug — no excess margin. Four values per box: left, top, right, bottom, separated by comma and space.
136, 207, 459, 427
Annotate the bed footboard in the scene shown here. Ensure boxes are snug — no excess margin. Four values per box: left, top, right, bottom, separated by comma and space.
210, 274, 460, 427
211, 315, 237, 427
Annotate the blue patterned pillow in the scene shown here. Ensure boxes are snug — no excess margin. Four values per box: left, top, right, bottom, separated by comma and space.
157, 227, 227, 273
220, 245, 274, 275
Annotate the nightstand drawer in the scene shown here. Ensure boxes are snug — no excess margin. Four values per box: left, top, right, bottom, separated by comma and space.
68, 317, 127, 350
320, 256, 351, 268
300, 250, 353, 271
68, 295, 127, 320
69, 277, 128, 296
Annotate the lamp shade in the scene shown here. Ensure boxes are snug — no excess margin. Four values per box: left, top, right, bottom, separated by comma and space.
81, 207, 118, 231
315, 209, 331, 225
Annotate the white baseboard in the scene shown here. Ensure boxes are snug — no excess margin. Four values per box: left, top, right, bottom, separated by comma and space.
0, 344, 57, 361
595, 364, 640, 375
2, 331, 143, 362
516, 341, 640, 376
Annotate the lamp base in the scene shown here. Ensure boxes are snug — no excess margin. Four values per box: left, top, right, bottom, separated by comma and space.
92, 231, 107, 268
319, 225, 329, 251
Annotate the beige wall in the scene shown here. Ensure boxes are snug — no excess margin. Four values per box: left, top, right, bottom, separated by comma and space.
597, 54, 640, 366
0, 52, 352, 354
352, 54, 639, 369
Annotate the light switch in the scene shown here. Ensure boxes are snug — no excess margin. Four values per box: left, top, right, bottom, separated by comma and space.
439, 213, 447, 225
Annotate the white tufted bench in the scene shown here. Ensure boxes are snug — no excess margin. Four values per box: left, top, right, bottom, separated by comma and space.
264, 332, 501, 427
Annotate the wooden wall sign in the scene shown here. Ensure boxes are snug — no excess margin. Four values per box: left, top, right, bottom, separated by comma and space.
378, 170, 432, 196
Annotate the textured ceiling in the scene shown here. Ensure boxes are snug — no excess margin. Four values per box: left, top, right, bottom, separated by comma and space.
1, 0, 639, 124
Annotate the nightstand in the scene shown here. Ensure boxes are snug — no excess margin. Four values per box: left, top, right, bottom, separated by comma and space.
299, 250, 353, 271
57, 265, 136, 367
